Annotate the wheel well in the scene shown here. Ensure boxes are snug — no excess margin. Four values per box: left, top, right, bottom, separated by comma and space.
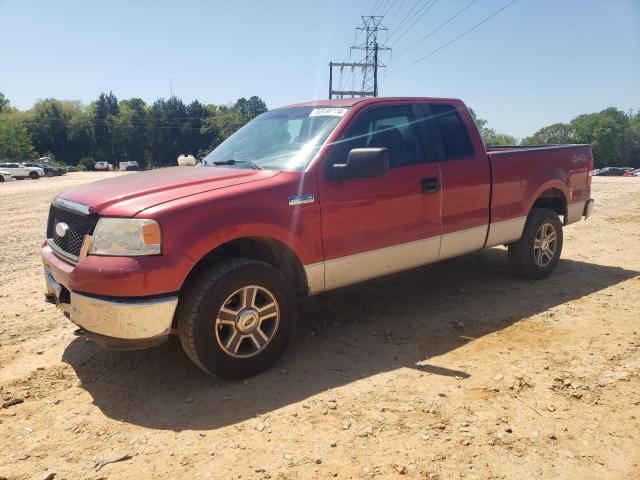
184, 237, 308, 297
531, 188, 567, 222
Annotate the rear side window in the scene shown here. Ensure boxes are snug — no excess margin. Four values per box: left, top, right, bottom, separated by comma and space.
429, 104, 473, 159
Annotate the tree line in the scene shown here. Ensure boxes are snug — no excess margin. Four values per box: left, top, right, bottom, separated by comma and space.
472, 107, 640, 168
0, 91, 267, 169
0, 90, 638, 169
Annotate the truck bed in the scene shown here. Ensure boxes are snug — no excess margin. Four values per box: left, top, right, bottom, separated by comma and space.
485, 143, 592, 246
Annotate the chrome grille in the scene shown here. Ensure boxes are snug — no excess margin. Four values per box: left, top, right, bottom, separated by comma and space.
46, 205, 97, 260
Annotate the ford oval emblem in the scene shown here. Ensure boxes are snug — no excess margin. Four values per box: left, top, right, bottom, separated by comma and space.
55, 222, 69, 238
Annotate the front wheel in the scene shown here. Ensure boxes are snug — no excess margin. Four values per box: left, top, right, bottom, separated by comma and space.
29, 171, 40, 179
508, 208, 563, 279
176, 258, 296, 379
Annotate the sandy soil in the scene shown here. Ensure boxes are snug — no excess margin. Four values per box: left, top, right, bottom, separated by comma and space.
0, 173, 638, 480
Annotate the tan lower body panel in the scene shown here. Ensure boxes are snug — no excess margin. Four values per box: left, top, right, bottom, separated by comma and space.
304, 215, 534, 295
322, 236, 441, 291
439, 225, 488, 260
485, 216, 527, 247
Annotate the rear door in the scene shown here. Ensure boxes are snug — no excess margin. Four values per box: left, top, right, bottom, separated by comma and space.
317, 103, 442, 290
421, 102, 491, 259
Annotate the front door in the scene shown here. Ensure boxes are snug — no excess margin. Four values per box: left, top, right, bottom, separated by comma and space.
317, 104, 442, 290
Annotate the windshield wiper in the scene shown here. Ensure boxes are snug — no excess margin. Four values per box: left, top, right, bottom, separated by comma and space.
212, 158, 262, 170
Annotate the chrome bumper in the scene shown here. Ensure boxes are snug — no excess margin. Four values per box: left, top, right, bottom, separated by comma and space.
45, 268, 178, 347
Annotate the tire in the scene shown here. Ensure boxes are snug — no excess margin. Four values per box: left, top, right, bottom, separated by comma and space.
176, 258, 297, 379
29, 171, 40, 179
0, 176, 4, 183
508, 208, 563, 279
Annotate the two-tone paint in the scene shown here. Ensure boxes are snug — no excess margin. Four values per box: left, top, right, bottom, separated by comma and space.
42, 97, 594, 305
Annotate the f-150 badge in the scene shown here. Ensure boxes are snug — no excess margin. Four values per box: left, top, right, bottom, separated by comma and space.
288, 194, 315, 206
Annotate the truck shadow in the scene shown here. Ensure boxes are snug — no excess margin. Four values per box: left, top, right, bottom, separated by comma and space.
62, 248, 639, 431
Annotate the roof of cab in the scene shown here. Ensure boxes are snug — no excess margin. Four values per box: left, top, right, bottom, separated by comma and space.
276, 96, 464, 110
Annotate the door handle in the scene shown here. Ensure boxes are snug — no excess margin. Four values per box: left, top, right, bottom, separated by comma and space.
421, 177, 440, 194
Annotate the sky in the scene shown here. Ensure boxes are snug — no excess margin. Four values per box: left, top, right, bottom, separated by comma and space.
0, 0, 639, 138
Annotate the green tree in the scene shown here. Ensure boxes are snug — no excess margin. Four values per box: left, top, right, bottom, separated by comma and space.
0, 92, 9, 113
571, 107, 629, 167
92, 91, 120, 160
621, 112, 640, 168
27, 99, 70, 161
522, 123, 575, 145
66, 110, 95, 165
484, 132, 518, 145
119, 98, 148, 167
0, 111, 36, 160
146, 96, 190, 166
235, 96, 268, 120
469, 108, 517, 145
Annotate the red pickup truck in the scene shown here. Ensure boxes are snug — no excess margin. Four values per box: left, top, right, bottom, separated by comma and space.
42, 97, 594, 378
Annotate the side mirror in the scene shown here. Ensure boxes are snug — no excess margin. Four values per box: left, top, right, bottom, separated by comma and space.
331, 147, 389, 181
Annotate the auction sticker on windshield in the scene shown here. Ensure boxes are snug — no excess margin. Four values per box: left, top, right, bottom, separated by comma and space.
309, 108, 349, 117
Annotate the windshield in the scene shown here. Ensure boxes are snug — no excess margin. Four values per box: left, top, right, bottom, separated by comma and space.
202, 106, 349, 172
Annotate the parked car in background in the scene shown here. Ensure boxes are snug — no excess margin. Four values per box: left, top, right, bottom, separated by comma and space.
118, 161, 140, 171
47, 164, 67, 176
24, 162, 65, 177
66, 166, 77, 172
0, 162, 44, 179
94, 162, 114, 171
0, 170, 12, 182
594, 167, 633, 176
622, 168, 640, 177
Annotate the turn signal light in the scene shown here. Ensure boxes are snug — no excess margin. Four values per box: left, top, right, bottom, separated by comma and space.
142, 222, 162, 245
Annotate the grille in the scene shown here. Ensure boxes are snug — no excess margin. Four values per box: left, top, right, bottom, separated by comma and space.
46, 205, 97, 260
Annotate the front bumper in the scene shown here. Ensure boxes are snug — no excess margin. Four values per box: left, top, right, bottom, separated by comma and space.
45, 267, 178, 350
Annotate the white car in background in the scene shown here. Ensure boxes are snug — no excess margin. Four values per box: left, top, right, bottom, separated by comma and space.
0, 162, 45, 179
0, 170, 12, 182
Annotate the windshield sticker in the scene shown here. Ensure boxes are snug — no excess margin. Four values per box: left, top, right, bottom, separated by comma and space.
309, 108, 348, 117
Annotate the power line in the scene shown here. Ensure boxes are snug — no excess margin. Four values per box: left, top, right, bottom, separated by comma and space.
370, 0, 384, 16
396, 0, 477, 57
397, 0, 519, 72
386, 0, 406, 29
387, 0, 422, 39
389, 0, 439, 48
380, 0, 395, 17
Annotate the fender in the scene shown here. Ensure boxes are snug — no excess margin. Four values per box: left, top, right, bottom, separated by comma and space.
525, 177, 570, 215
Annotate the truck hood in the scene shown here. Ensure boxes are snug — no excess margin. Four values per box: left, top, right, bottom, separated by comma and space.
59, 167, 281, 216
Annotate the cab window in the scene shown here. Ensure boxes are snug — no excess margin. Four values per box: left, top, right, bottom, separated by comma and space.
428, 104, 473, 159
330, 105, 426, 169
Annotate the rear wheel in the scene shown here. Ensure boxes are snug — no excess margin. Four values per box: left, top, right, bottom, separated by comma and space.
176, 258, 296, 379
0, 176, 4, 182
508, 208, 563, 279
29, 171, 40, 179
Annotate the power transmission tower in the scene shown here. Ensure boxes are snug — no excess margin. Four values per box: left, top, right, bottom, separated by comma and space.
328, 15, 391, 99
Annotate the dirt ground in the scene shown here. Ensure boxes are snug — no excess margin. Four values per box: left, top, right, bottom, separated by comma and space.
0, 172, 638, 480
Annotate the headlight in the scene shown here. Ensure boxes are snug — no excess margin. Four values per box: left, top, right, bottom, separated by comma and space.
89, 218, 161, 256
